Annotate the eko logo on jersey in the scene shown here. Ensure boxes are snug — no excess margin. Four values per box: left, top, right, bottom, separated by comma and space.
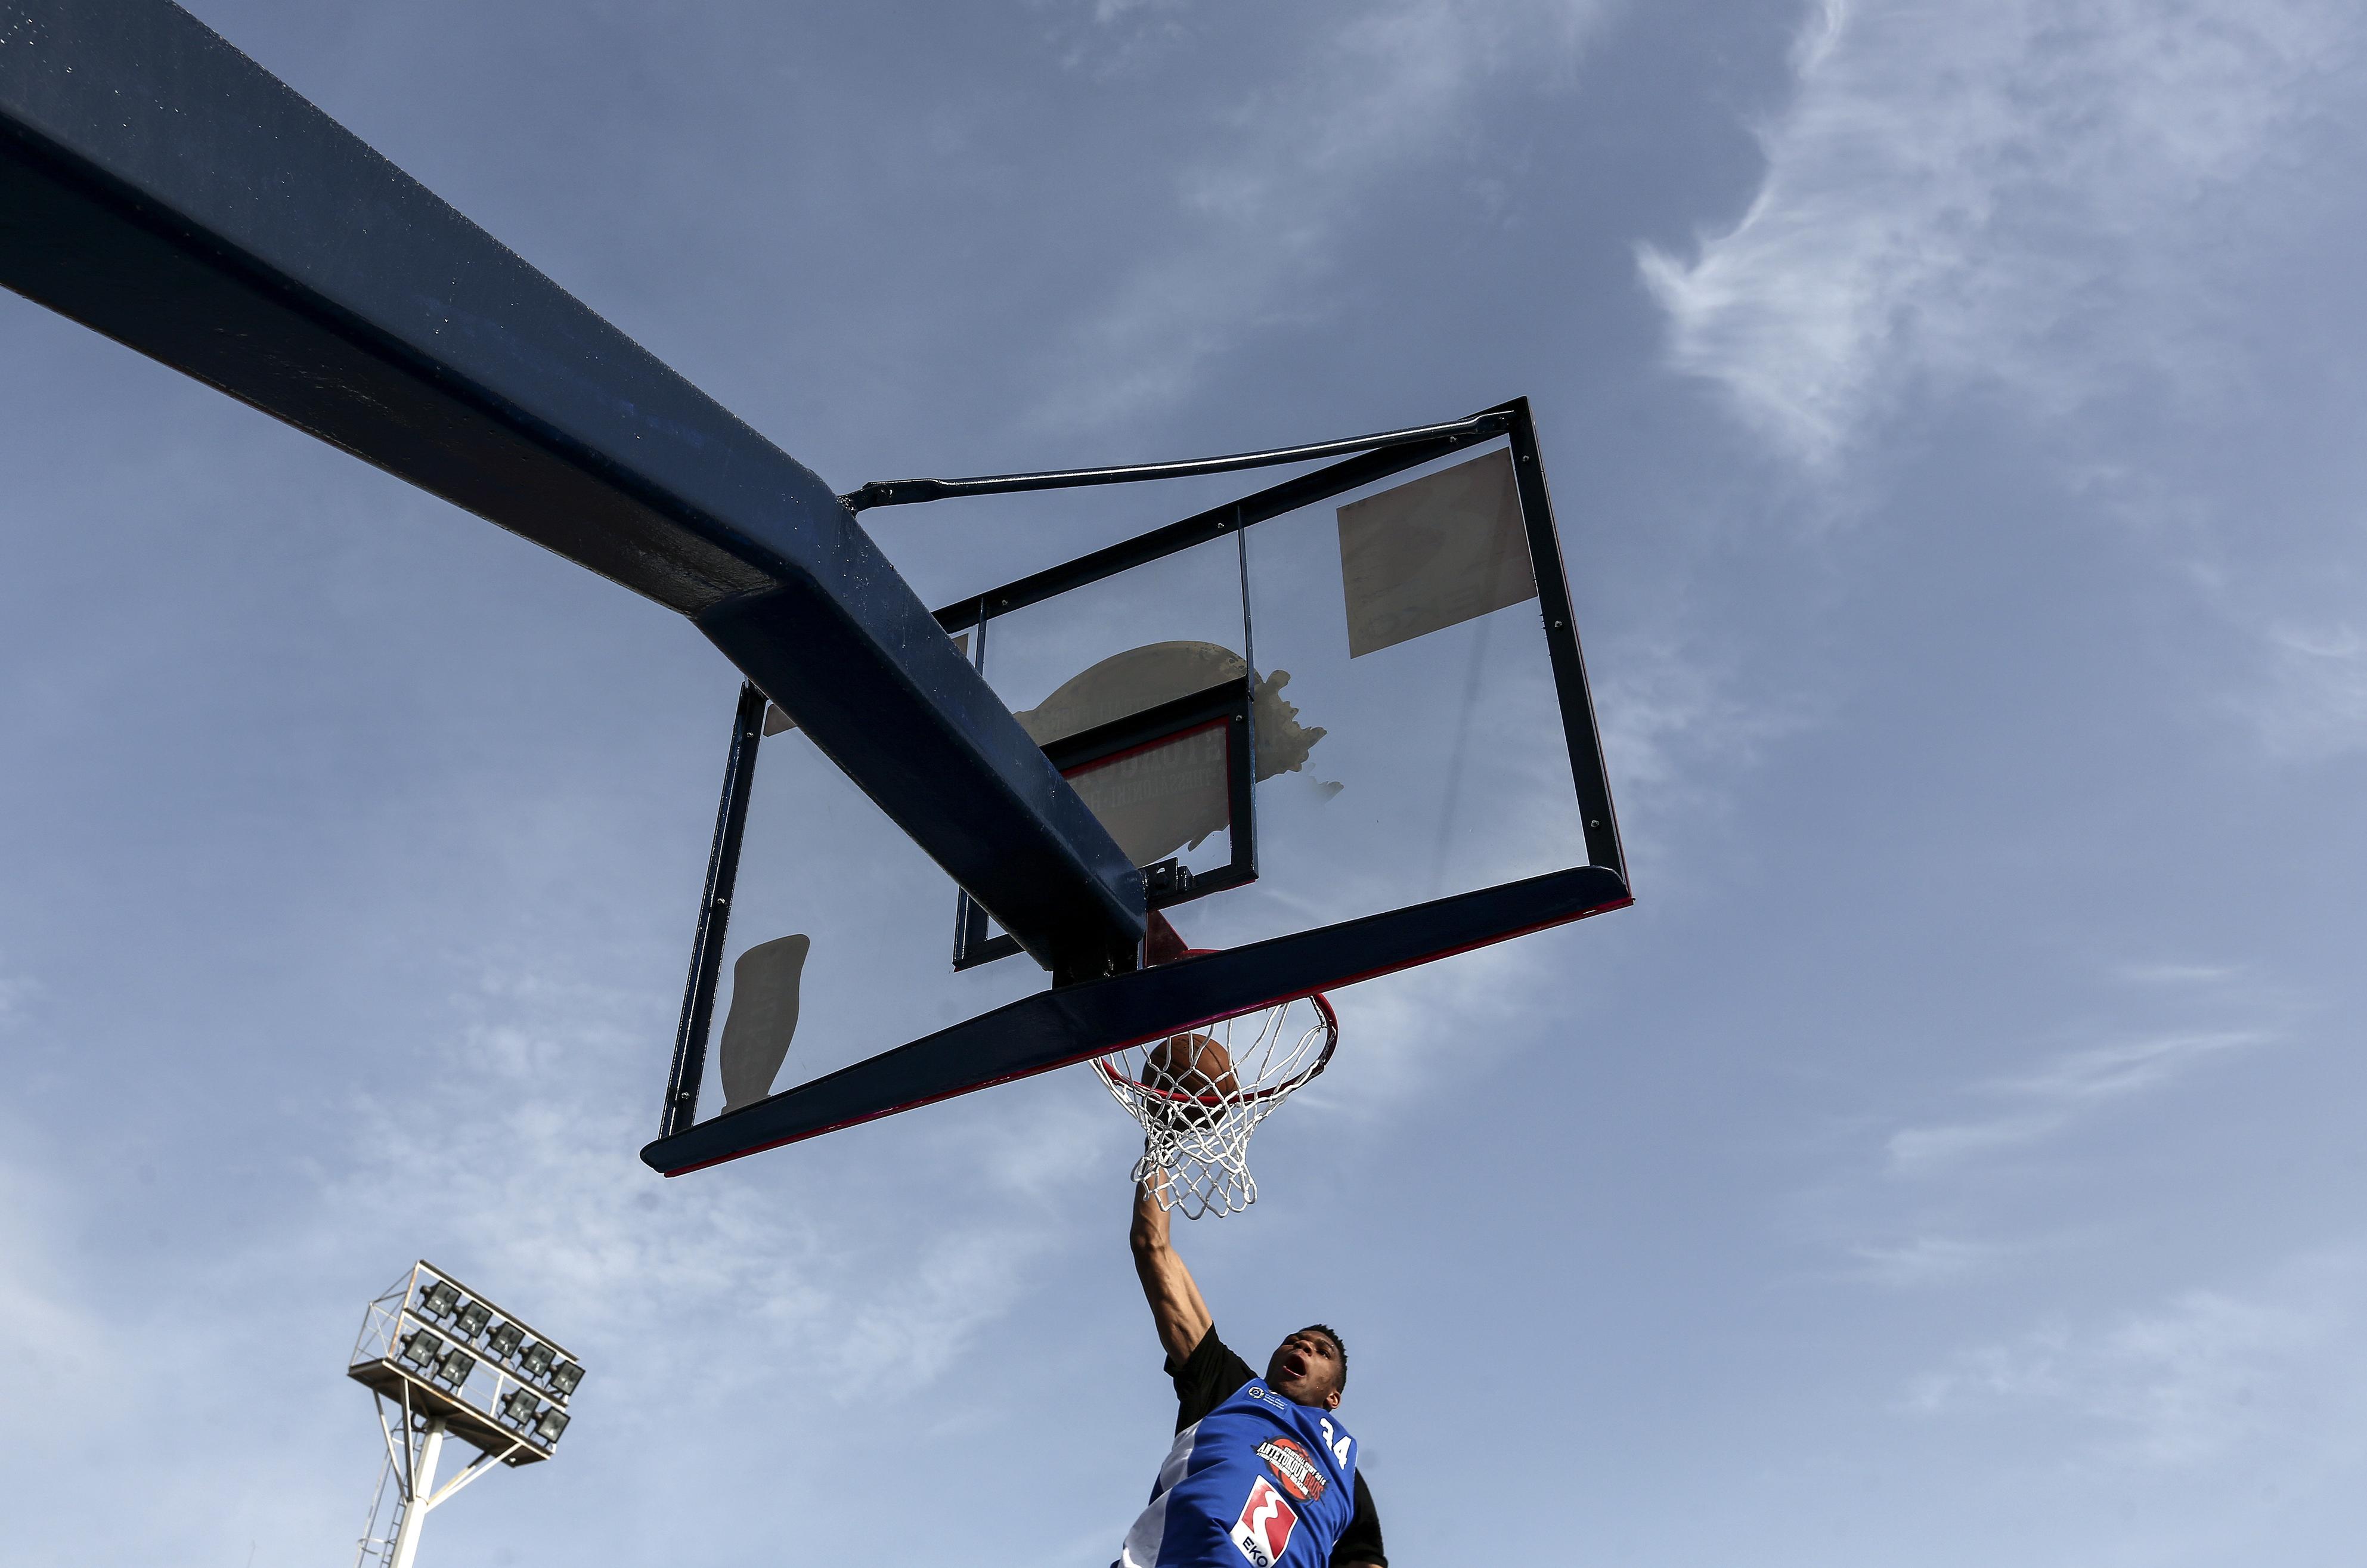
1254, 1437, 1327, 1502
1229, 1476, 1299, 1567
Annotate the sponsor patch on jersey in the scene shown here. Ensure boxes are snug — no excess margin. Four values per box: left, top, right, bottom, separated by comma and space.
1229, 1476, 1299, 1567
1255, 1437, 1327, 1502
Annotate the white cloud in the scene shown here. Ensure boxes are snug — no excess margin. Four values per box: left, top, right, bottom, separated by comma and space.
1852, 1234, 2006, 1287
1593, 634, 1815, 818
0, 1163, 124, 1433
2249, 621, 2367, 760
1033, 0, 1193, 78
1993, 1030, 2261, 1102
1640, 0, 2360, 469
0, 966, 34, 1033
1910, 1244, 2367, 1467
1888, 1029, 2266, 1175
1083, 0, 1178, 24
317, 963, 1099, 1411
2115, 962, 2239, 987
1033, 0, 1616, 428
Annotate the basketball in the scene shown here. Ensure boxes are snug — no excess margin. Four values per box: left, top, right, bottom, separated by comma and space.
1141, 1032, 1238, 1127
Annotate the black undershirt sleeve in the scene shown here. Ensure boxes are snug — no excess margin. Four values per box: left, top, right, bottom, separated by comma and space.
1163, 1327, 1389, 1567
1167, 1324, 1258, 1431
1331, 1472, 1387, 1567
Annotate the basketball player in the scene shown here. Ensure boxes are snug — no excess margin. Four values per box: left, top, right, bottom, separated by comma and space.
1116, 1170, 1387, 1568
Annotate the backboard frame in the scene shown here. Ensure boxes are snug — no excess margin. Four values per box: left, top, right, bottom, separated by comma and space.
642, 396, 1629, 1176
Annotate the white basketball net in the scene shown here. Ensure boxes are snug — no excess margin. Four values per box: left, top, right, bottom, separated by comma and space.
1095, 991, 1337, 1220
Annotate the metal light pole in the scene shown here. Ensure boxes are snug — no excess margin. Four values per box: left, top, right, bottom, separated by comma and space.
348, 1263, 585, 1568
386, 1416, 447, 1568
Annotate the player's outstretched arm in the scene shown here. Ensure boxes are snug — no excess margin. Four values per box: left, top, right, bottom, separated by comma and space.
1130, 1164, 1213, 1364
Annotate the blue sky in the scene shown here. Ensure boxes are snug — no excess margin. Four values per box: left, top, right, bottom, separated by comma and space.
5, 1, 2366, 1563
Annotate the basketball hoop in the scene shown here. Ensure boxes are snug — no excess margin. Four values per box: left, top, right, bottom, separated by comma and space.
1095, 957, 1338, 1219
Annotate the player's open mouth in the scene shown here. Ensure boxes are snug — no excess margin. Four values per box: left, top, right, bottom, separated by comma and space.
1281, 1352, 1308, 1380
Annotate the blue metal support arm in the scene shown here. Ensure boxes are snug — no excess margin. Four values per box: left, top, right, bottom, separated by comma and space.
0, 0, 1143, 976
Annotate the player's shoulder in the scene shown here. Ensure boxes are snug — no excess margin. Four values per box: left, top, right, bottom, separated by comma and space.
1171, 1326, 1263, 1430
1172, 1324, 1257, 1384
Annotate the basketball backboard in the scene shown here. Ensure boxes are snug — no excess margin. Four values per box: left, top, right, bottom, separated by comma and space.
642, 399, 1628, 1176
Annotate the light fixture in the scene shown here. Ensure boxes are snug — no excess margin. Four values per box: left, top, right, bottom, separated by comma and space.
350, 1264, 587, 1568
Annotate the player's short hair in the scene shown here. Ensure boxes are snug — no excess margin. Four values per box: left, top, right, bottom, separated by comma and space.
1298, 1323, 1347, 1391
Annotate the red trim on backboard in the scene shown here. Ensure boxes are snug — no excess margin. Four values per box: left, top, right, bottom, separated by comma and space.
1060, 715, 1232, 781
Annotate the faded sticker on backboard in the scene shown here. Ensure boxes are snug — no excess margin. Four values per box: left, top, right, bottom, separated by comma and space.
1336, 449, 1533, 658
717, 932, 809, 1113
1062, 720, 1232, 867
1004, 641, 1335, 866
1014, 640, 1325, 781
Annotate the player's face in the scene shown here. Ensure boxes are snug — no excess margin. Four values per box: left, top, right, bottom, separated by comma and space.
1265, 1329, 1344, 1410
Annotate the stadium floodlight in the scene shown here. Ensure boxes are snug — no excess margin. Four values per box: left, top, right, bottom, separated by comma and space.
346, 1265, 585, 1568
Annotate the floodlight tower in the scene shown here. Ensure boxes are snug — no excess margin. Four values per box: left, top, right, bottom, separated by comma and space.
346, 1263, 585, 1568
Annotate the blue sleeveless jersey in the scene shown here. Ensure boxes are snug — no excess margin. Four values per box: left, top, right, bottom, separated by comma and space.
1119, 1377, 1358, 1568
